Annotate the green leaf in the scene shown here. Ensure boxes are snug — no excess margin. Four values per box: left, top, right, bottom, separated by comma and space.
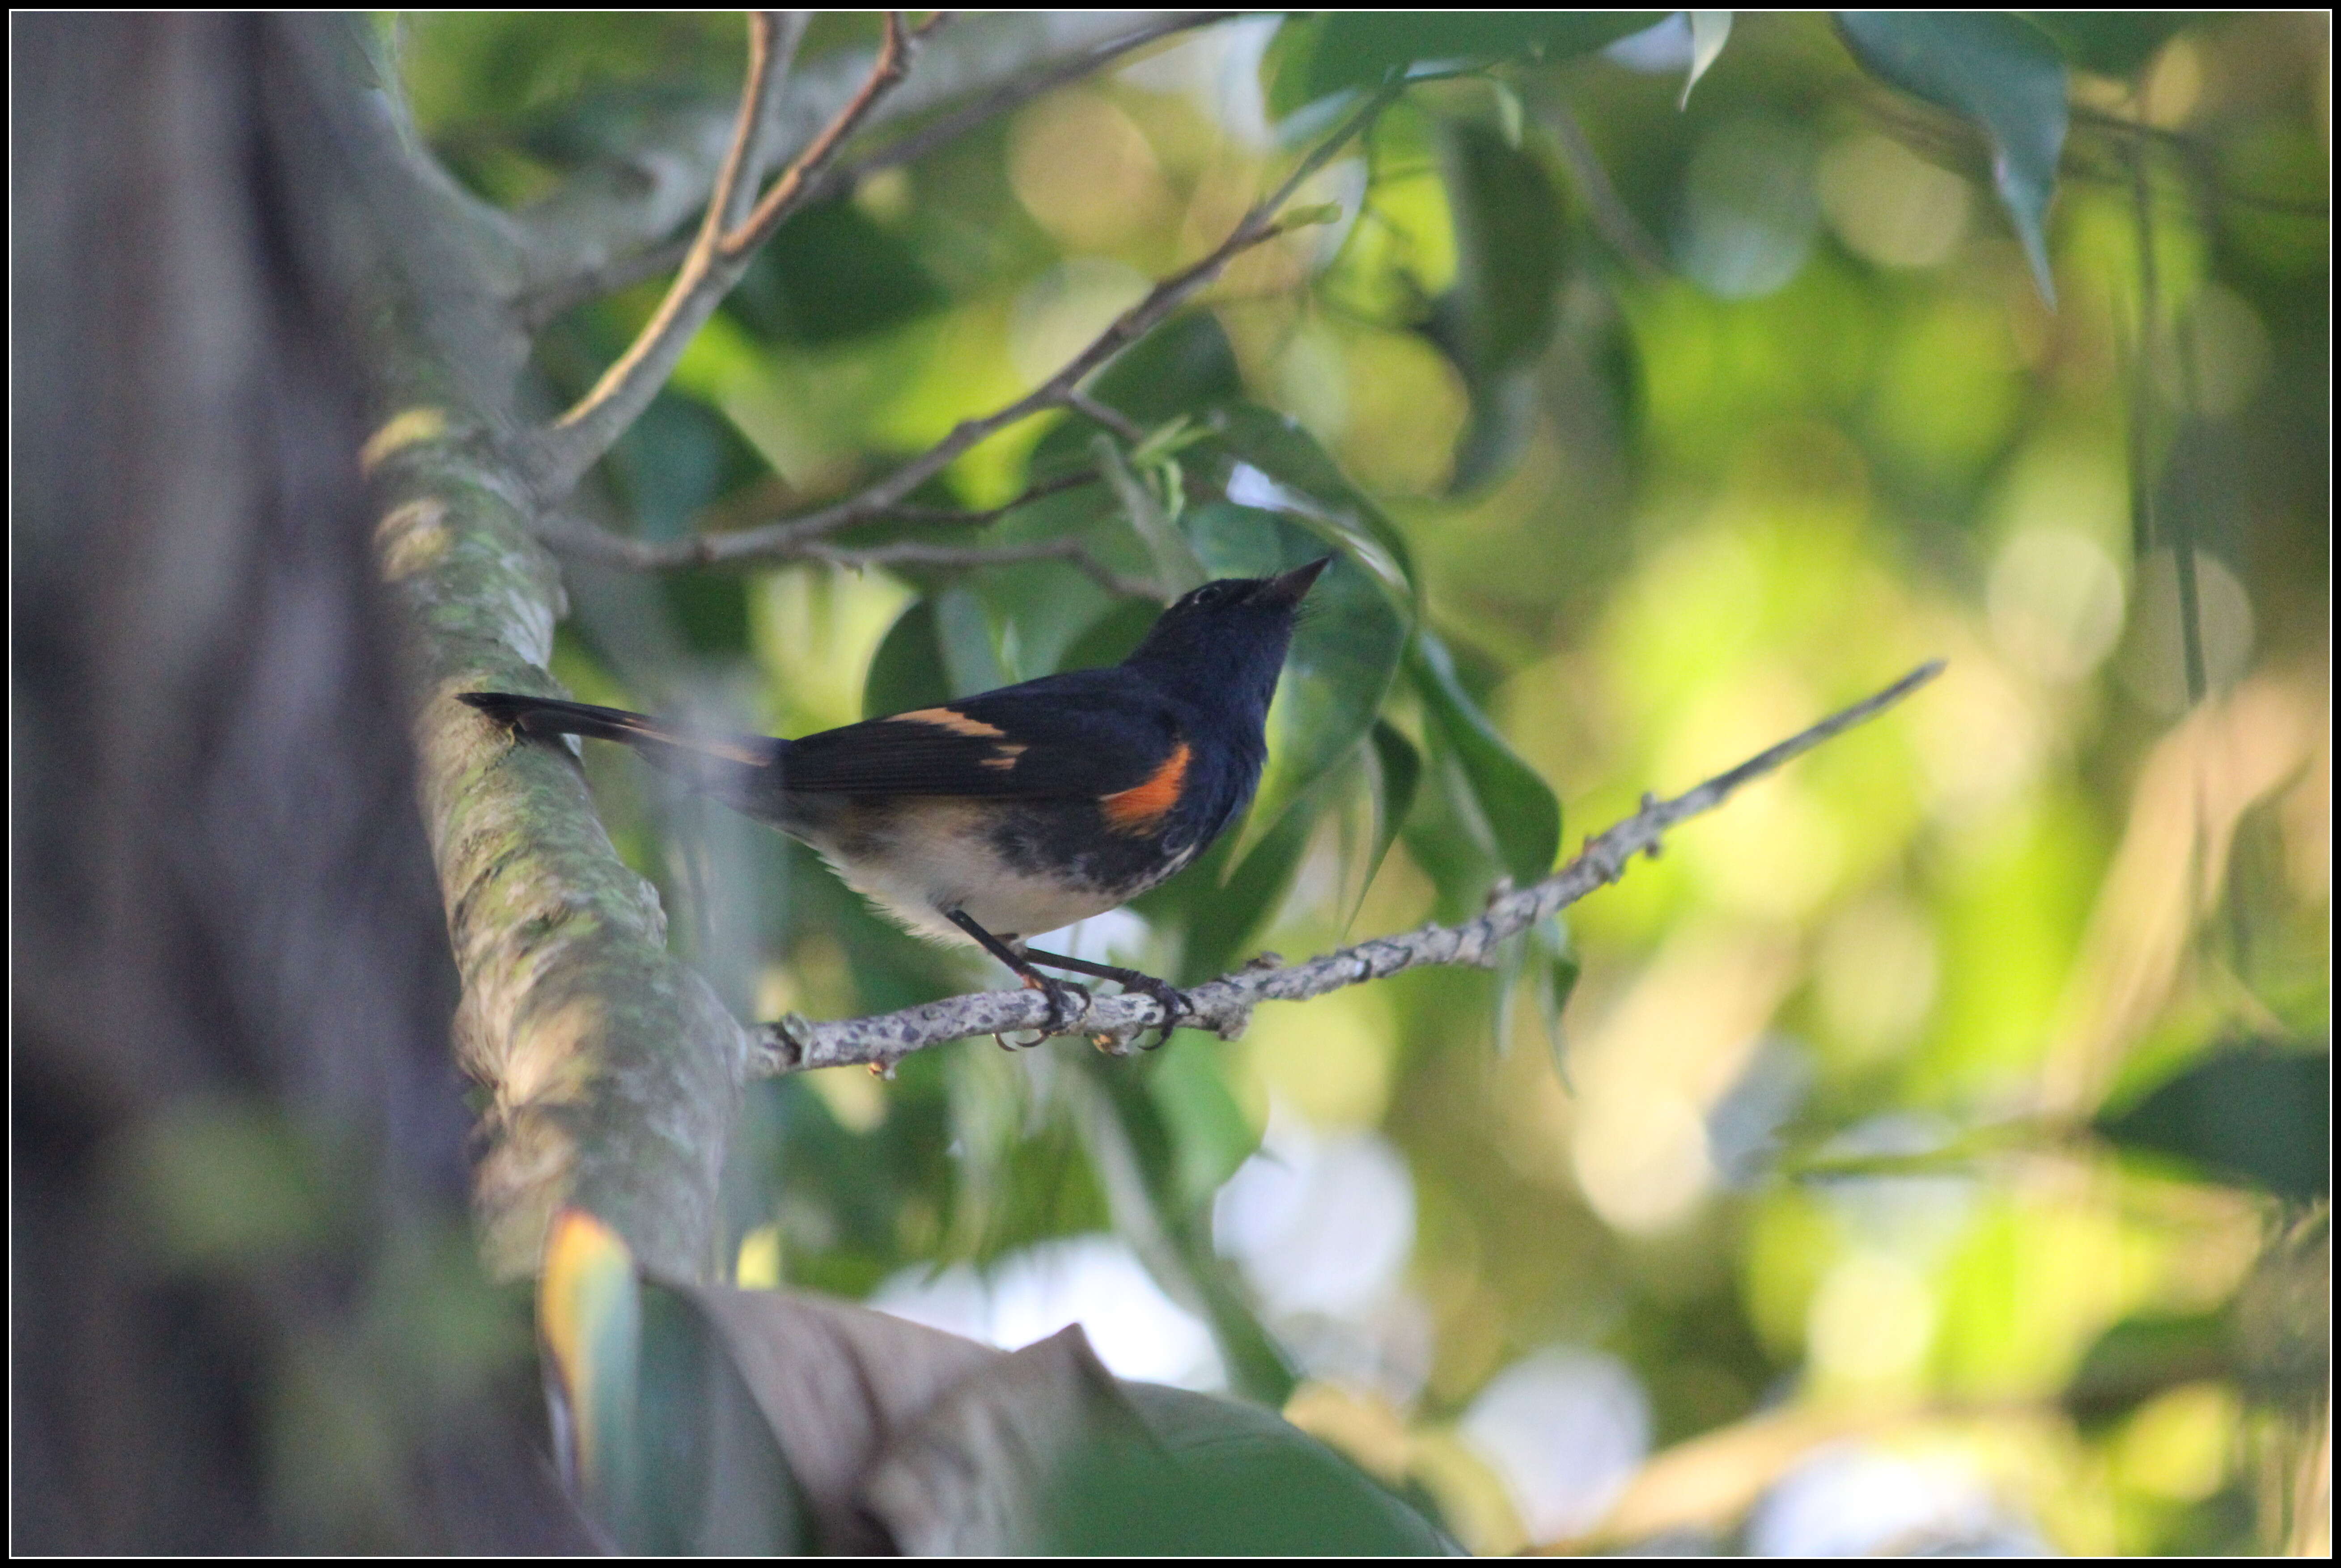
1539, 914, 1582, 1087
607, 387, 768, 542
658, 571, 751, 660
1149, 779, 1319, 986
1357, 720, 1422, 924
1409, 633, 1561, 887
539, 1210, 642, 1515
1048, 1382, 1459, 1554
1184, 502, 1407, 866
2024, 12, 2198, 79
1836, 11, 2069, 305
1438, 121, 1567, 376
1058, 595, 1162, 673
1260, 13, 1332, 121
629, 1285, 806, 1553
1207, 403, 1421, 602
1145, 1039, 1262, 1210
2094, 1040, 2330, 1200
728, 196, 946, 346
1063, 310, 1246, 442
2064, 1311, 2235, 1427
1684, 11, 1734, 106
862, 598, 951, 718
1491, 913, 1578, 1064
934, 585, 1012, 694
1421, 119, 1567, 492
1287, 13, 1666, 108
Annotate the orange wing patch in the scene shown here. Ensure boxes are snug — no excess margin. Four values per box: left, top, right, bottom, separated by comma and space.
1100, 742, 1190, 834
980, 743, 1028, 772
894, 706, 1006, 739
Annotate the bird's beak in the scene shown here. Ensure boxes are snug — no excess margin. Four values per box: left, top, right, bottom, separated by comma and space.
1262, 555, 1332, 606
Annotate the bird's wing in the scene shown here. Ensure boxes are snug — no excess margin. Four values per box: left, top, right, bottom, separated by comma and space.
779, 670, 1182, 799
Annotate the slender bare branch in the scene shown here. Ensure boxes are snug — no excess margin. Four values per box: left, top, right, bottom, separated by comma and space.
1068, 388, 1148, 444
511, 13, 1234, 330
516, 234, 696, 332
517, 14, 916, 502
755, 661, 1947, 1073
877, 466, 1104, 526
540, 85, 1398, 573
797, 538, 1164, 601
830, 11, 1235, 193
720, 13, 916, 261
531, 465, 1120, 574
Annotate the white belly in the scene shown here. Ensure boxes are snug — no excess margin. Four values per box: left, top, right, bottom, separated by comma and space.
802, 798, 1137, 946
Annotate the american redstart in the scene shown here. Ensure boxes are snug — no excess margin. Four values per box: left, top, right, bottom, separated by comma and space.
461, 555, 1329, 1043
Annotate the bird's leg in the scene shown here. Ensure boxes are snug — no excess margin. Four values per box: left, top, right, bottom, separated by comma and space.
944, 909, 1089, 1045
1018, 948, 1188, 1050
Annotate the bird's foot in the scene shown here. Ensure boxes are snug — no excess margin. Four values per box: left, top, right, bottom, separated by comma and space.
1124, 975, 1188, 1051
1000, 972, 1089, 1047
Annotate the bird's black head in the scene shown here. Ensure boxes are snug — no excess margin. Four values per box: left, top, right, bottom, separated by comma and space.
1121, 557, 1329, 715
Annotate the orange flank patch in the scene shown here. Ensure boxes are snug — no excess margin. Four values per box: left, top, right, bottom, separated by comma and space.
895, 706, 1005, 739
1101, 742, 1190, 833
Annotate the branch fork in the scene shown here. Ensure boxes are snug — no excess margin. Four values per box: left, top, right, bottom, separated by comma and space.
515, 13, 919, 504
529, 76, 1397, 579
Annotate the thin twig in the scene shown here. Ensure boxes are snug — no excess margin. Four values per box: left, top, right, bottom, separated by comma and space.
519, 234, 696, 332
541, 85, 1398, 572
513, 13, 1233, 331
874, 466, 1104, 525
797, 538, 1164, 600
536, 468, 1114, 572
755, 661, 1947, 1073
517, 14, 918, 501
1068, 388, 1149, 444
832, 11, 1232, 194
721, 13, 919, 261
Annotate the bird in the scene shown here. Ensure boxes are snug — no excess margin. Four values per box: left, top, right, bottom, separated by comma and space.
459, 555, 1330, 1045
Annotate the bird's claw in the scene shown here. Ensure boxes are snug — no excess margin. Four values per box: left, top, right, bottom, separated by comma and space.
1002, 972, 1089, 1047
1126, 976, 1188, 1051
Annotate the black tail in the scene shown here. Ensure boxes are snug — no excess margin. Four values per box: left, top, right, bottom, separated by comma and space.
458, 691, 786, 818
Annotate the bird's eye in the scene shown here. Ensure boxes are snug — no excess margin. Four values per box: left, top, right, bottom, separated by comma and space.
1191, 584, 1226, 607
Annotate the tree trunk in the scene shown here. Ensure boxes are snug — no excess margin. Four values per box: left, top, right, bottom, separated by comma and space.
11, 15, 586, 1550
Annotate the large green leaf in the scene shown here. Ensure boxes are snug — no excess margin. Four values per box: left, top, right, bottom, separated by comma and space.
1145, 1039, 1261, 1211
1423, 120, 1568, 493
1836, 11, 2069, 304
1410, 632, 1561, 887
2094, 1040, 2330, 1200
862, 598, 951, 718
1442, 122, 1565, 373
933, 584, 1012, 695
1355, 719, 1423, 925
728, 197, 945, 347
607, 386, 769, 543
1278, 13, 1665, 110
1057, 594, 1162, 672
1206, 402, 1420, 604
1048, 1382, 1459, 1554
2025, 12, 2198, 79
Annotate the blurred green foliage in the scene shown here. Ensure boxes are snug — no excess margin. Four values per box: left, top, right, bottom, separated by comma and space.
405, 10, 2327, 1554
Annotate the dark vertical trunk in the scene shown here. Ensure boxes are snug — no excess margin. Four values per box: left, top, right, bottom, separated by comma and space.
11, 15, 586, 1550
